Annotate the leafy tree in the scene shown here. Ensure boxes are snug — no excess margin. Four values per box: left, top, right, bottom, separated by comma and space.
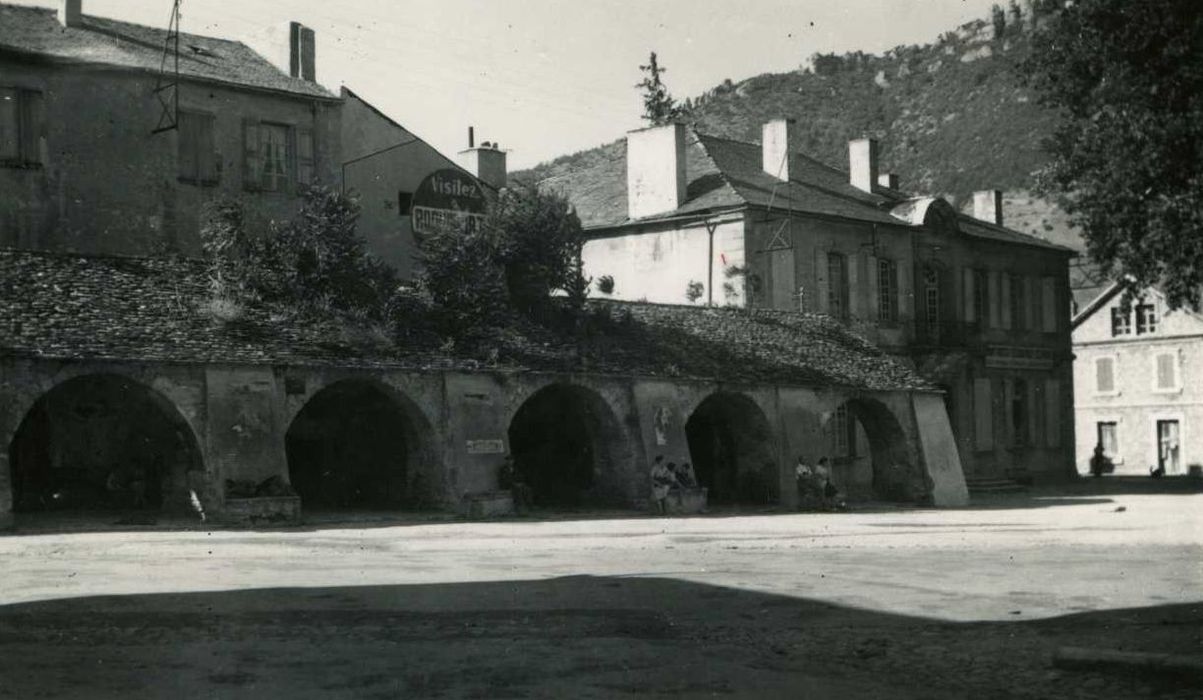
636, 51, 682, 125
489, 185, 589, 317
415, 213, 509, 335
1023, 0, 1203, 310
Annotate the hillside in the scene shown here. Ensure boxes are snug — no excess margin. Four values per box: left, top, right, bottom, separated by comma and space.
516, 14, 1085, 253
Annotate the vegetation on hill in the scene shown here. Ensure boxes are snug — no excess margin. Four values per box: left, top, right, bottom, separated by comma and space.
516, 6, 1083, 251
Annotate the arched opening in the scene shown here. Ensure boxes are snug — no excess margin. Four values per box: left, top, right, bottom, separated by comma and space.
7, 374, 202, 514
685, 392, 779, 506
828, 397, 925, 503
285, 380, 432, 511
507, 384, 627, 508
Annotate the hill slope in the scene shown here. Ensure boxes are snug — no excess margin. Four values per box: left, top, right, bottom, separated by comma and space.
516, 16, 1084, 253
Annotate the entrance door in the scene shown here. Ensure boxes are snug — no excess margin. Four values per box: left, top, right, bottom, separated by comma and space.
1157, 420, 1181, 475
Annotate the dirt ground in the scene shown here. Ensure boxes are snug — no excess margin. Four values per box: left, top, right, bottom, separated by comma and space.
0, 487, 1200, 699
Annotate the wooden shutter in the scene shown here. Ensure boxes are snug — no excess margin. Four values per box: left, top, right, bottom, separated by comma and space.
963, 268, 976, 322
867, 254, 880, 321
1024, 277, 1037, 330
199, 114, 218, 184
1027, 381, 1039, 447
1096, 358, 1114, 393
1000, 274, 1013, 330
974, 377, 994, 450
988, 271, 1001, 328
1042, 277, 1057, 332
847, 252, 860, 318
297, 127, 315, 187
242, 117, 262, 191
177, 113, 198, 181
1156, 353, 1176, 389
19, 89, 45, 165
815, 249, 829, 314
1044, 379, 1061, 448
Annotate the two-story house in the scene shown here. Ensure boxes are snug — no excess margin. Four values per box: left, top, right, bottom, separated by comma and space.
534, 120, 1078, 484
1072, 283, 1201, 476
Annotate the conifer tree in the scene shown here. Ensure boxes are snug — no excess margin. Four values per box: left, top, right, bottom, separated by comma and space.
635, 52, 682, 125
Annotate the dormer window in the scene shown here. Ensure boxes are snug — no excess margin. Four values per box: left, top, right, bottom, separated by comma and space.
1136, 303, 1159, 335
1110, 307, 1132, 336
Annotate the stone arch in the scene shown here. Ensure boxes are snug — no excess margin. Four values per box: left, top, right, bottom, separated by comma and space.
285, 378, 439, 510
6, 373, 204, 514
506, 382, 633, 508
828, 396, 926, 503
685, 392, 779, 506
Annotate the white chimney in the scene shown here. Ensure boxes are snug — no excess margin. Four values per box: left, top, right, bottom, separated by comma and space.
458, 144, 507, 190
626, 123, 686, 220
58, 0, 82, 27
762, 119, 798, 181
973, 189, 1004, 225
245, 22, 317, 82
849, 138, 879, 193
877, 173, 899, 190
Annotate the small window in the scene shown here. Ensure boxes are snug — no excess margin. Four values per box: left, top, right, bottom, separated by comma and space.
827, 252, 848, 318
0, 87, 43, 166
1136, 303, 1158, 335
1155, 352, 1179, 390
398, 191, 413, 216
1095, 357, 1115, 394
260, 123, 291, 192
1097, 422, 1118, 459
1110, 307, 1132, 336
877, 258, 898, 322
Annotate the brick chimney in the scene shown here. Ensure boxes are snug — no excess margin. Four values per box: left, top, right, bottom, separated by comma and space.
58, 0, 82, 28
458, 141, 507, 190
877, 173, 900, 190
246, 22, 317, 82
973, 189, 1004, 225
762, 119, 799, 181
849, 138, 879, 193
626, 123, 686, 220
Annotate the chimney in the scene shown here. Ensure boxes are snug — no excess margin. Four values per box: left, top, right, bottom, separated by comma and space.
458, 143, 507, 190
762, 119, 799, 181
849, 138, 879, 193
626, 123, 686, 220
246, 22, 316, 82
877, 173, 900, 190
58, 0, 82, 28
973, 189, 1004, 225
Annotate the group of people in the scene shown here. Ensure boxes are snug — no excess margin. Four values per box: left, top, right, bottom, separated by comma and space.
795, 455, 844, 511
649, 455, 698, 515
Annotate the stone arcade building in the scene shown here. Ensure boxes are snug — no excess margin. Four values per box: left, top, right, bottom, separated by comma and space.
0, 250, 968, 529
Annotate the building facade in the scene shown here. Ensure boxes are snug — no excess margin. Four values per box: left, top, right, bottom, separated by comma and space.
1072, 284, 1202, 476
538, 121, 1078, 483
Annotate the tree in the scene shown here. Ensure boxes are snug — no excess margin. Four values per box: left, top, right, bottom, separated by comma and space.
489, 185, 589, 318
636, 51, 682, 125
1022, 0, 1203, 310
991, 4, 1007, 39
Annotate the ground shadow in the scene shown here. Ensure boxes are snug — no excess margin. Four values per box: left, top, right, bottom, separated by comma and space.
0, 576, 1197, 699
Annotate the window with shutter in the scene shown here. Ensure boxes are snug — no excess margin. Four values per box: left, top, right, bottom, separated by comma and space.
877, 258, 897, 322
1041, 277, 1057, 332
178, 112, 217, 185
1095, 357, 1115, 394
826, 252, 847, 318
1097, 422, 1117, 458
0, 88, 18, 161
0, 88, 44, 166
260, 123, 291, 192
1009, 274, 1024, 330
1155, 352, 1177, 390
297, 128, 315, 186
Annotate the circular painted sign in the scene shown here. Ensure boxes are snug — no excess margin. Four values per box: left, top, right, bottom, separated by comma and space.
411, 168, 487, 236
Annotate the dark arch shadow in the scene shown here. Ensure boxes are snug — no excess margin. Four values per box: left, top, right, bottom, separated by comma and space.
7, 373, 203, 515
285, 379, 438, 511
507, 383, 632, 508
836, 397, 926, 504
686, 392, 779, 506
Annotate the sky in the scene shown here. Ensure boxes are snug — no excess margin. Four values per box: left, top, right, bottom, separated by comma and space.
10, 0, 1004, 168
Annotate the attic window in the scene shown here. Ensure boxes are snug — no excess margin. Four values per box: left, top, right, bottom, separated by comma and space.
188, 45, 218, 58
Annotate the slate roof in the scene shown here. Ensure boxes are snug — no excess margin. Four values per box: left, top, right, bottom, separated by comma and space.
529, 127, 1070, 252
0, 3, 334, 99
0, 248, 931, 392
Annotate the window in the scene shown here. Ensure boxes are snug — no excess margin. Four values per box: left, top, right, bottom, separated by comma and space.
1136, 303, 1159, 335
1110, 307, 1132, 336
1095, 357, 1115, 394
1155, 352, 1179, 391
260, 123, 291, 192
398, 191, 413, 216
0, 87, 44, 166
1097, 422, 1118, 459
973, 269, 989, 325
924, 267, 940, 336
1010, 378, 1029, 446
1041, 276, 1057, 332
1009, 274, 1025, 330
832, 404, 855, 458
877, 258, 898, 322
827, 252, 848, 318
177, 111, 218, 184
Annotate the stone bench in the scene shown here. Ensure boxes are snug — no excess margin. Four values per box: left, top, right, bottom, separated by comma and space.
222, 496, 301, 525
666, 487, 708, 515
463, 490, 514, 518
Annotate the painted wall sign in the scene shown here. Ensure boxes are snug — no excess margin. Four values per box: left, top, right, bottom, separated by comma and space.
411, 168, 486, 236
466, 439, 505, 455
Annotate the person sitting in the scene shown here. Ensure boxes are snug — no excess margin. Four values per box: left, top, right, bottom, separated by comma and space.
816, 457, 845, 511
650, 455, 676, 515
795, 455, 822, 510
675, 461, 698, 489
1089, 444, 1113, 478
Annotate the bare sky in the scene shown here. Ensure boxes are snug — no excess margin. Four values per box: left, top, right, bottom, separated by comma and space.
11, 0, 1002, 168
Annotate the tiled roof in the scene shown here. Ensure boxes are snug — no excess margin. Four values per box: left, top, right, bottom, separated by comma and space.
0, 4, 334, 99
527, 126, 1070, 252
0, 248, 931, 391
